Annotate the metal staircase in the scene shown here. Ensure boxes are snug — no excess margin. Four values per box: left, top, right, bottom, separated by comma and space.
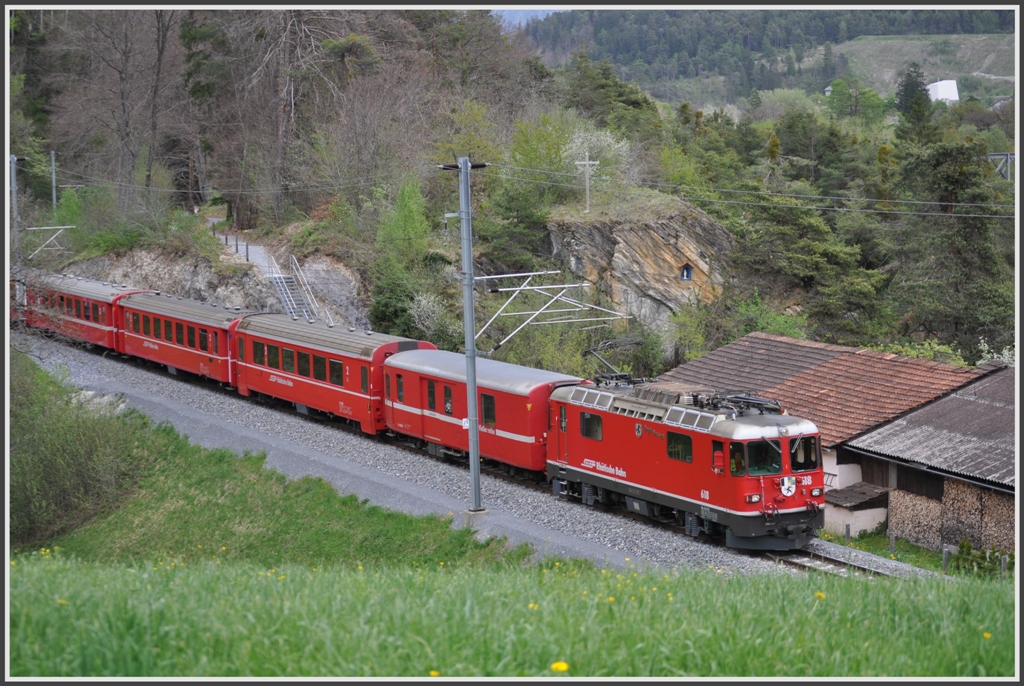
267, 255, 334, 326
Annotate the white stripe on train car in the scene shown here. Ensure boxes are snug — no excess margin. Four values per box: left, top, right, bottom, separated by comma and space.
387, 400, 536, 443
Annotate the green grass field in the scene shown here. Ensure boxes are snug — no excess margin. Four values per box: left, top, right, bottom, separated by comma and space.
8, 355, 1018, 677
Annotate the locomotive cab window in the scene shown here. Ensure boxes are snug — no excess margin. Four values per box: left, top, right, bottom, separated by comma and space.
481, 393, 496, 428
313, 355, 326, 381
253, 340, 265, 365
282, 348, 294, 373
747, 440, 782, 476
559, 406, 567, 432
330, 360, 344, 386
580, 412, 603, 440
427, 380, 436, 411
667, 432, 693, 462
730, 442, 746, 476
790, 436, 819, 472
297, 351, 310, 377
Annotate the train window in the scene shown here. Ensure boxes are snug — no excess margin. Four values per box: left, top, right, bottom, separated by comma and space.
187, 326, 196, 348
199, 328, 208, 352
175, 322, 184, 345
361, 366, 368, 394
396, 374, 404, 402
238, 337, 245, 361
729, 443, 746, 476
266, 344, 279, 368
73, 299, 80, 317
313, 355, 326, 381
427, 381, 436, 411
164, 319, 172, 340
212, 331, 218, 355
143, 315, 151, 337
297, 351, 310, 377
93, 303, 100, 323
790, 436, 819, 472
132, 312, 140, 333
667, 432, 693, 462
444, 386, 453, 415
481, 394, 496, 428
330, 359, 344, 386
580, 412, 602, 440
152, 317, 160, 335
746, 440, 782, 476
252, 341, 265, 365
559, 406, 566, 432
83, 302, 91, 321
58, 295, 65, 312
282, 348, 294, 373
385, 373, 391, 398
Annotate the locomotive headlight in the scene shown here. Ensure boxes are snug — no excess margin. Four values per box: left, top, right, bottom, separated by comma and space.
810, 488, 822, 497
745, 494, 761, 503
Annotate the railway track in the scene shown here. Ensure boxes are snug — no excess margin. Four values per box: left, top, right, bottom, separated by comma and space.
767, 549, 885, 577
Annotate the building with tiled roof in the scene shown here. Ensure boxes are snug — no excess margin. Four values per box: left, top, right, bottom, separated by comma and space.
846, 364, 1015, 552
654, 333, 1010, 549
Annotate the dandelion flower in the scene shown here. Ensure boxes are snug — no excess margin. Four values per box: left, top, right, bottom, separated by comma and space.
57, 599, 68, 605
222, 546, 227, 551
607, 596, 615, 602
278, 575, 285, 580
429, 670, 440, 677
983, 632, 992, 640
815, 592, 826, 600
551, 661, 569, 673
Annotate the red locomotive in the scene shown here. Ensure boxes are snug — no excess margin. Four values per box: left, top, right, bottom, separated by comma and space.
13, 270, 826, 550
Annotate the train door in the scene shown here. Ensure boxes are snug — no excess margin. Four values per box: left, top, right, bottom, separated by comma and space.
554, 403, 568, 464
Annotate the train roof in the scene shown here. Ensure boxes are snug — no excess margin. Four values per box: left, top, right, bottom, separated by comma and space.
120, 291, 251, 328
22, 271, 146, 303
236, 314, 424, 360
551, 383, 819, 440
385, 349, 585, 396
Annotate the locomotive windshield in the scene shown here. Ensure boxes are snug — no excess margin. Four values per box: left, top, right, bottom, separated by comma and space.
790, 435, 819, 472
745, 440, 782, 476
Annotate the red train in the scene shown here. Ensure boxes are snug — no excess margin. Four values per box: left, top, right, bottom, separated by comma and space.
13, 271, 825, 550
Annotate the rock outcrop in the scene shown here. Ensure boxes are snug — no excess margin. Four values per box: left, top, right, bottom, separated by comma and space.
59, 248, 283, 313
548, 193, 734, 332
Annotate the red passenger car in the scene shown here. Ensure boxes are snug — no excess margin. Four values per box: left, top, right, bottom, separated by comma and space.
232, 315, 436, 434
19, 272, 150, 350
383, 349, 588, 471
547, 383, 826, 550
119, 292, 245, 383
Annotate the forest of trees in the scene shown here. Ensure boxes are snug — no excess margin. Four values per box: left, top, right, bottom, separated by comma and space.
8, 9, 1016, 371
523, 9, 1016, 102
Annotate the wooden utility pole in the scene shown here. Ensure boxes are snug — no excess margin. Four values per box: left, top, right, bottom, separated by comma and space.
575, 152, 599, 213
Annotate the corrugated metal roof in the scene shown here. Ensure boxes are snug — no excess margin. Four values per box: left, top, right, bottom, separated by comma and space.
121, 292, 249, 328
656, 333, 983, 449
236, 314, 419, 359
848, 367, 1015, 487
656, 332, 849, 391
386, 349, 585, 396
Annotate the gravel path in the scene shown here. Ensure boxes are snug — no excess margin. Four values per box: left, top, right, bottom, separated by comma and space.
13, 331, 921, 578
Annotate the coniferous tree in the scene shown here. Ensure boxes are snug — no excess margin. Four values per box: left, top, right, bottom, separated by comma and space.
895, 62, 929, 115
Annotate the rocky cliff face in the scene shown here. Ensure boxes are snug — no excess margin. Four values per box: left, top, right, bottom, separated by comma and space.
548, 195, 734, 332
59, 248, 283, 313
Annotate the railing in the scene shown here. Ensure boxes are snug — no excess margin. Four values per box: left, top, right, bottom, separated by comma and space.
291, 255, 333, 327
823, 471, 838, 489
268, 255, 306, 320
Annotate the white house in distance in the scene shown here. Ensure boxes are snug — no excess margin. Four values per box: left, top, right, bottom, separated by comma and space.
927, 79, 959, 104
